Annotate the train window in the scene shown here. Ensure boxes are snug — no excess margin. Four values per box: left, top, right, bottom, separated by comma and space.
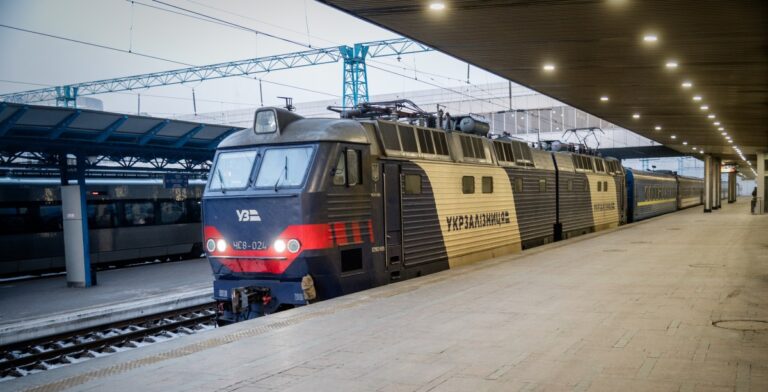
462, 176, 475, 194
0, 207, 32, 234
472, 138, 486, 160
379, 122, 401, 150
417, 128, 435, 155
255, 147, 313, 189
482, 176, 493, 193
539, 178, 546, 192
519, 142, 534, 164
186, 200, 202, 222
124, 202, 155, 226
209, 150, 257, 191
512, 142, 524, 163
598, 181, 602, 192
398, 125, 419, 153
404, 174, 422, 195
460, 135, 474, 158
567, 179, 573, 192
515, 177, 523, 193
333, 152, 346, 186
39, 205, 63, 232
595, 159, 605, 172
433, 131, 449, 155
88, 203, 118, 229
503, 143, 514, 162
603, 181, 608, 192
160, 201, 187, 224
584, 180, 589, 192
493, 142, 505, 162
345, 149, 361, 186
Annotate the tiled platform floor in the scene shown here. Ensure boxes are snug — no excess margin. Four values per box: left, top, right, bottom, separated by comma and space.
8, 198, 767, 392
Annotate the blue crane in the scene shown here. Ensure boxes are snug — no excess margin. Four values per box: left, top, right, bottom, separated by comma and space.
0, 38, 432, 109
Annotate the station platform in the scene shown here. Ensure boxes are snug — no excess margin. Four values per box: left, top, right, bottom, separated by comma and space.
6, 198, 767, 392
0, 259, 212, 345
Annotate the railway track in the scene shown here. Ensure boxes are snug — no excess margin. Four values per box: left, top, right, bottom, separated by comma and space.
0, 302, 216, 381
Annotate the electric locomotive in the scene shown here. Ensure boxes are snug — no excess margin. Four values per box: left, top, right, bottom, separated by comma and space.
203, 103, 628, 324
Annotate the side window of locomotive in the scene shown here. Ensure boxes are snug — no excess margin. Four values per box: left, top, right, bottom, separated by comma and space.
345, 149, 361, 186
603, 181, 608, 192
515, 177, 524, 193
417, 128, 435, 155
404, 174, 422, 195
482, 176, 493, 193
598, 181, 602, 192
462, 176, 475, 194
539, 178, 546, 193
567, 179, 573, 192
584, 180, 589, 192
333, 152, 346, 186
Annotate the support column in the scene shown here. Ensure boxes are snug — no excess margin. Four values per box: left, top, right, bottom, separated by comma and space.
759, 152, 766, 214
713, 158, 721, 209
61, 155, 95, 287
727, 171, 737, 203
704, 155, 713, 213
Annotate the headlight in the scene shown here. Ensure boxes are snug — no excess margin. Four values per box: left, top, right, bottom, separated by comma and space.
287, 239, 301, 254
216, 239, 227, 252
273, 239, 286, 253
206, 239, 216, 253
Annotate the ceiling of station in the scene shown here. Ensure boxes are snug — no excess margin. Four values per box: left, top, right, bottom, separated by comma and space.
320, 0, 767, 169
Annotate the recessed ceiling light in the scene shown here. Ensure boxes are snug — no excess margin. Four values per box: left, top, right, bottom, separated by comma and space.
721, 132, 727, 136
654, 125, 662, 130
682, 81, 693, 88
707, 114, 716, 119
699, 150, 704, 154
671, 135, 676, 139
665, 61, 679, 68
683, 141, 688, 145
643, 34, 658, 42
429, 2, 446, 10
718, 127, 724, 131
600, 96, 609, 101
693, 95, 702, 101
700, 105, 709, 110
713, 122, 720, 126
728, 140, 733, 143
632, 113, 640, 119
692, 147, 697, 150
543, 63, 556, 72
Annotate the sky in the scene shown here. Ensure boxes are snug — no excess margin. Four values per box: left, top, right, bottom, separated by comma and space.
0, 0, 507, 116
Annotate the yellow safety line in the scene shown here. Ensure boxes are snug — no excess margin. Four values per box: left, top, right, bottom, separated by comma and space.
637, 198, 676, 206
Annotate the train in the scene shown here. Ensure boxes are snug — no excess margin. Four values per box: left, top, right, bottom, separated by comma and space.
0, 179, 204, 277
203, 104, 703, 324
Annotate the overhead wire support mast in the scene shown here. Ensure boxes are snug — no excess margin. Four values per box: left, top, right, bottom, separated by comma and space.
0, 38, 432, 107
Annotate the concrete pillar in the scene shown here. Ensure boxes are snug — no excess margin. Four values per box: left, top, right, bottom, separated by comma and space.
759, 152, 766, 213
714, 158, 721, 209
727, 171, 737, 203
61, 155, 95, 287
704, 155, 713, 213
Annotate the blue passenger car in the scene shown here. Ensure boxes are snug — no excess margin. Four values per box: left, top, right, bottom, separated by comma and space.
625, 168, 678, 222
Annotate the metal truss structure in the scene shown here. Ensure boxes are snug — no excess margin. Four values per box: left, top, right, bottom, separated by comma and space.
0, 38, 432, 109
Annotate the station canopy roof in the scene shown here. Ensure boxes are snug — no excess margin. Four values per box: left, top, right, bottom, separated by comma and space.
320, 0, 767, 167
0, 103, 244, 163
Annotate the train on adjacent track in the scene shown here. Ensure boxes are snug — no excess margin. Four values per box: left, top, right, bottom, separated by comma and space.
0, 179, 204, 277
203, 104, 704, 324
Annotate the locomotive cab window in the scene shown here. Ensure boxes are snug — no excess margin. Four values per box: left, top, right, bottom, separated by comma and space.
209, 150, 258, 191
333, 149, 362, 187
462, 176, 475, 194
254, 146, 314, 189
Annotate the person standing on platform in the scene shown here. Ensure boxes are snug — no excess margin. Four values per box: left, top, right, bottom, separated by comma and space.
751, 187, 757, 213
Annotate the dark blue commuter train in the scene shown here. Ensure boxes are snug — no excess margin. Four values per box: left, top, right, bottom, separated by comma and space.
203, 105, 702, 324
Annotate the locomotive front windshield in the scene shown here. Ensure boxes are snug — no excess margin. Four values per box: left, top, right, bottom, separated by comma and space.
209, 151, 258, 191
208, 146, 314, 192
